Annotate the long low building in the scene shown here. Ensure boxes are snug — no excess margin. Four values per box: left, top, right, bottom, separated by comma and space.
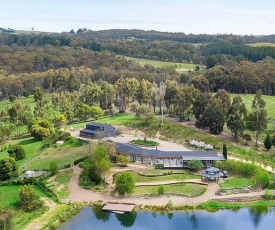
116, 142, 225, 168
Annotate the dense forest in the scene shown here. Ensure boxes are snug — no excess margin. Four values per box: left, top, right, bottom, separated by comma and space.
1, 30, 275, 100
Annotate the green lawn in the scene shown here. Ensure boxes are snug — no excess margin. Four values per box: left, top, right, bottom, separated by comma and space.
247, 42, 275, 47
127, 171, 199, 183
45, 169, 74, 199
0, 137, 44, 165
220, 177, 253, 190
230, 93, 275, 140
123, 56, 200, 71
133, 183, 206, 197
0, 94, 52, 111
22, 143, 89, 170
0, 185, 49, 208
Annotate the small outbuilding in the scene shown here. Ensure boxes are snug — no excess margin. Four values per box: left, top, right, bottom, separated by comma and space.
21, 170, 47, 179
201, 167, 224, 183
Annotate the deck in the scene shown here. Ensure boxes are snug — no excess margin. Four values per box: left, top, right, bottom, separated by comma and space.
102, 202, 135, 213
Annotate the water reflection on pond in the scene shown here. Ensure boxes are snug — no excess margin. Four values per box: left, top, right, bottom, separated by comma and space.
59, 206, 275, 230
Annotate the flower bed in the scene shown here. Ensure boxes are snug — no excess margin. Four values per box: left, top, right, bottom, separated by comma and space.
188, 139, 214, 151
130, 139, 159, 147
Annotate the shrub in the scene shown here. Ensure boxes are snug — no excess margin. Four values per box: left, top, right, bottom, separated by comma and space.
18, 185, 44, 212
243, 133, 252, 143
8, 95, 16, 103
158, 186, 165, 195
49, 162, 59, 175
254, 168, 270, 189
187, 160, 203, 172
7, 144, 26, 161
115, 172, 135, 195
116, 155, 129, 167
74, 157, 88, 165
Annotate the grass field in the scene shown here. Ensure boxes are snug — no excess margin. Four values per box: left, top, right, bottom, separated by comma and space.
220, 177, 253, 190
123, 56, 200, 71
127, 171, 199, 183
23, 143, 89, 170
46, 169, 74, 199
247, 42, 275, 47
0, 94, 52, 111
0, 136, 44, 165
230, 93, 275, 139
0, 185, 49, 208
133, 183, 206, 197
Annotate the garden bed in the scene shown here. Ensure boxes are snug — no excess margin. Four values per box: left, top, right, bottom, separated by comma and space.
130, 139, 159, 147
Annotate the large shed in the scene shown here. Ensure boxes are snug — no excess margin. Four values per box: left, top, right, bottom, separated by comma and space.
115, 143, 225, 168
80, 122, 119, 138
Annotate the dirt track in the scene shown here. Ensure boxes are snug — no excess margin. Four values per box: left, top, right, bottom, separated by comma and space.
67, 165, 264, 206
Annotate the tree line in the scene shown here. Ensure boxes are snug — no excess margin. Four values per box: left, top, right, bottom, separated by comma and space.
203, 41, 275, 67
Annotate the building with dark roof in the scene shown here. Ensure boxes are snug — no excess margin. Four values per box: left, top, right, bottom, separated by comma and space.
80, 122, 119, 138
115, 142, 225, 168
201, 167, 224, 183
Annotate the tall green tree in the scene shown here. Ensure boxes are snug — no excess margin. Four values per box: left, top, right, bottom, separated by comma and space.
136, 79, 152, 106
246, 90, 267, 146
33, 99, 51, 119
213, 89, 231, 116
174, 85, 198, 121
164, 80, 178, 115
91, 146, 111, 181
193, 92, 212, 128
205, 98, 225, 134
227, 95, 247, 140
189, 75, 209, 92
100, 81, 115, 109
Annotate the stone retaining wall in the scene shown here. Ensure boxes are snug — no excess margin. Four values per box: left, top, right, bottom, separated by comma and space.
111, 193, 189, 199
212, 195, 263, 202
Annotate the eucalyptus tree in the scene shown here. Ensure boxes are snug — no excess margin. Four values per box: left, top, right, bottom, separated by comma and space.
100, 81, 115, 109
227, 95, 247, 140
193, 92, 212, 128
205, 98, 225, 134
246, 89, 267, 146
174, 85, 198, 121
136, 79, 152, 106
164, 80, 178, 115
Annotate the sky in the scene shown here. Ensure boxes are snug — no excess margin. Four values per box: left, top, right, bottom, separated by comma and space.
1, 0, 275, 35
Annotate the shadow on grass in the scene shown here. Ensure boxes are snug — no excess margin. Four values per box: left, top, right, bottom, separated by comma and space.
17, 137, 37, 146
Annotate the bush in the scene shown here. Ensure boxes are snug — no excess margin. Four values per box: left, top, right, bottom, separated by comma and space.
7, 144, 26, 161
74, 157, 88, 165
18, 185, 44, 212
116, 155, 129, 167
158, 186, 165, 195
115, 172, 135, 195
187, 160, 203, 172
243, 133, 252, 143
214, 160, 257, 176
254, 168, 270, 189
49, 162, 59, 175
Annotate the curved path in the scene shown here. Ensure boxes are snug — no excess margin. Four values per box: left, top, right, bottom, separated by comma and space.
67, 165, 264, 206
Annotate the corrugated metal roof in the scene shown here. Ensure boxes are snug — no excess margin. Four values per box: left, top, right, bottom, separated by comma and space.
116, 142, 225, 160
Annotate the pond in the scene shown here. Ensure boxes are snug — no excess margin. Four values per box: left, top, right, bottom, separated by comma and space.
59, 206, 275, 230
